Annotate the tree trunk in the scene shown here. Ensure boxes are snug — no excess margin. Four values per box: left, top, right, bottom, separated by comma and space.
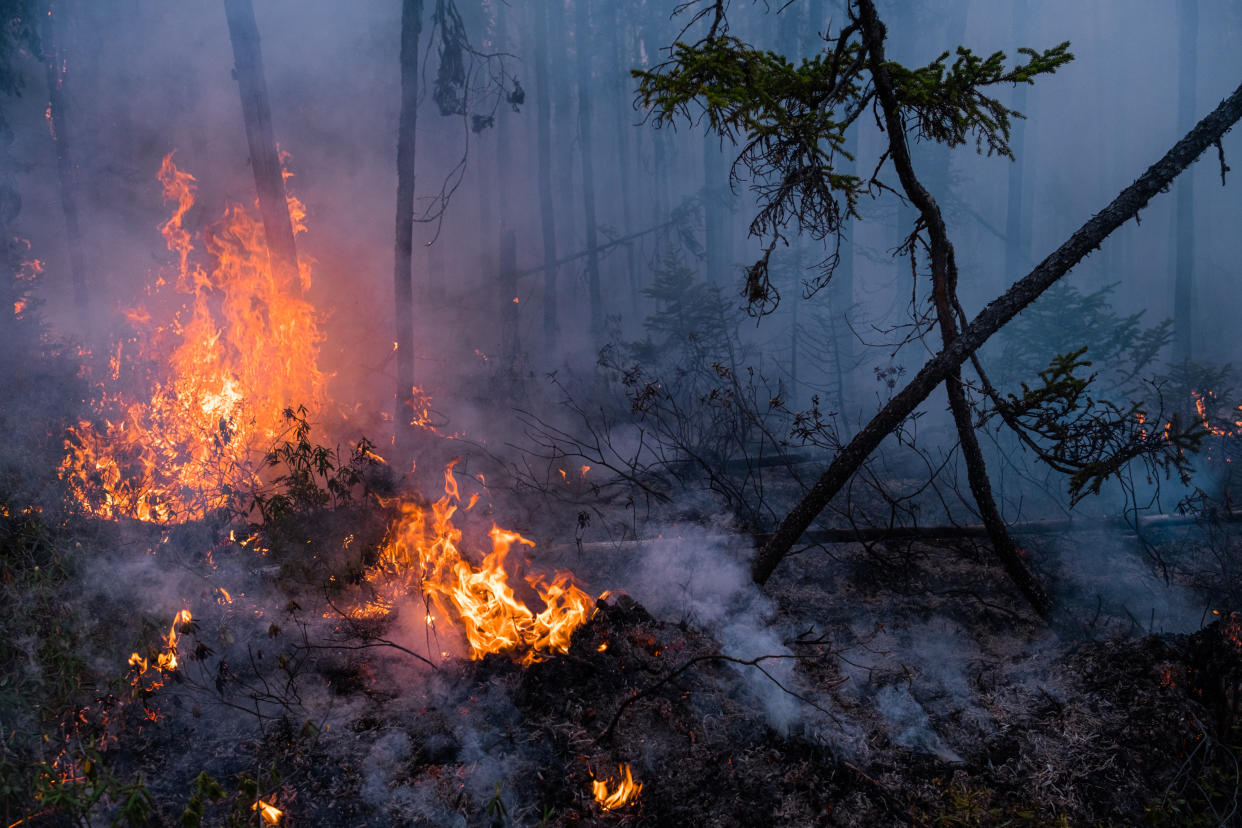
703, 132, 726, 285
392, 0, 423, 464
222, 0, 299, 287
546, 0, 577, 257
575, 0, 603, 339
1004, 0, 1030, 290
858, 0, 1050, 616
832, 83, 858, 416
1173, 0, 1198, 365
40, 3, 88, 331
790, 261, 800, 406
500, 228, 518, 376
607, 0, 639, 326
752, 75, 1242, 589
532, 0, 559, 353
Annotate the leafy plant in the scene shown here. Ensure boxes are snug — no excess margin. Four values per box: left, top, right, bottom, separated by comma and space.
249, 406, 383, 523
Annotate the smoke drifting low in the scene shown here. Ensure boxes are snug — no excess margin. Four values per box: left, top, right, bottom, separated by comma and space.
2, 0, 1242, 824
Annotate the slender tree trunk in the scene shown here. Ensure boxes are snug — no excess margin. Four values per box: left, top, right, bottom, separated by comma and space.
752, 73, 1242, 590
790, 259, 799, 405
40, 2, 88, 331
607, 0, 639, 326
222, 0, 299, 286
575, 0, 603, 338
1173, 0, 1198, 365
546, 0, 577, 255
856, 0, 1049, 615
392, 0, 423, 463
531, 1, 559, 354
833, 84, 857, 415
474, 9, 494, 262
703, 133, 726, 285
1004, 0, 1030, 289
500, 228, 518, 376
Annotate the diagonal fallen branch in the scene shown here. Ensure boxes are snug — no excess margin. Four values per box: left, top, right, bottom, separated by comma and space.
752, 78, 1242, 587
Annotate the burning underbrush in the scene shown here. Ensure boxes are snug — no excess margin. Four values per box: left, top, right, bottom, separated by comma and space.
7, 505, 1242, 826
7, 159, 1242, 826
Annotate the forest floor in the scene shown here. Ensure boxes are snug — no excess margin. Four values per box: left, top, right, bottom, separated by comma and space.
4, 483, 1240, 827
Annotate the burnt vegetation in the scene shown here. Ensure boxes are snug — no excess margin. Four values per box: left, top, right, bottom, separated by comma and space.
1, 0, 1242, 826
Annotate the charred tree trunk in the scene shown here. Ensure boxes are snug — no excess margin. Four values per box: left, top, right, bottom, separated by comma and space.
222, 0, 299, 286
532, 0, 559, 353
40, 3, 88, 331
575, 0, 603, 339
858, 0, 1050, 616
392, 0, 423, 463
752, 73, 1242, 591
1173, 0, 1198, 365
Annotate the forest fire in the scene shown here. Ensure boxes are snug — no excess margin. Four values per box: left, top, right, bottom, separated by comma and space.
5, 0, 1242, 823
59, 154, 324, 523
362, 461, 597, 664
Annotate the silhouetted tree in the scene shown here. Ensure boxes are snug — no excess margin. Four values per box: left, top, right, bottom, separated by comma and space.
40, 1, 87, 330
636, 0, 1240, 614
575, 0, 603, 339
222, 0, 300, 286
393, 0, 423, 462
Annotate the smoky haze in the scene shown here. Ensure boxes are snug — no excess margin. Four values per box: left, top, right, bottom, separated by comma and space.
3, 0, 1242, 823
10, 2, 1238, 447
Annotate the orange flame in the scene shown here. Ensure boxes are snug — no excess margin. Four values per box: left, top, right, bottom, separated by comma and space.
60, 154, 324, 522
367, 461, 595, 664
252, 800, 282, 825
129, 608, 192, 678
592, 764, 642, 810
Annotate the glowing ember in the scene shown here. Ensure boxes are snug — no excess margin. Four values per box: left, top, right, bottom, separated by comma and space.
60, 154, 324, 522
592, 763, 642, 811
1192, 390, 1242, 438
365, 461, 596, 664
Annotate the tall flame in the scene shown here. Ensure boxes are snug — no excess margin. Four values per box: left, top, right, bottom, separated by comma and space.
60, 154, 324, 522
368, 461, 595, 664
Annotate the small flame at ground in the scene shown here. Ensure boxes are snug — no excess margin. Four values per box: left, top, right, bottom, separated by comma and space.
364, 461, 596, 664
592, 763, 642, 810
128, 608, 192, 679
252, 799, 283, 825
